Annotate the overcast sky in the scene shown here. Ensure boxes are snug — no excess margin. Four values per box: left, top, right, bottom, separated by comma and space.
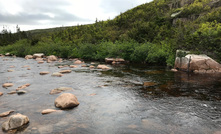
0, 0, 152, 32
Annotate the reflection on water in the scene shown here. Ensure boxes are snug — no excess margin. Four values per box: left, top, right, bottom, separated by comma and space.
0, 57, 220, 134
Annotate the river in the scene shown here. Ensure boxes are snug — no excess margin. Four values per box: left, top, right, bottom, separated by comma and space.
0, 57, 221, 134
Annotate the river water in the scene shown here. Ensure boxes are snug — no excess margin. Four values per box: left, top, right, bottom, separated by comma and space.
0, 57, 221, 134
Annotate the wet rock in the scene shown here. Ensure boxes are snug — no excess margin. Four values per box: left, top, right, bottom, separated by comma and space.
105, 58, 125, 64
9, 66, 15, 68
52, 72, 63, 77
27, 68, 31, 70
22, 65, 30, 68
58, 66, 64, 68
89, 66, 95, 69
17, 90, 27, 95
171, 69, 178, 72
90, 93, 96, 96
36, 58, 43, 61
47, 60, 52, 63
7, 69, 14, 72
97, 65, 110, 70
81, 64, 87, 67
59, 70, 72, 74
16, 84, 30, 91
74, 60, 82, 64
47, 55, 57, 61
50, 87, 73, 95
7, 91, 17, 95
41, 109, 58, 115
70, 65, 77, 68
33, 53, 44, 59
0, 111, 14, 117
25, 55, 33, 59
2, 83, 13, 88
39, 71, 50, 75
55, 93, 79, 109
143, 82, 157, 87
64, 65, 69, 67
2, 113, 29, 131
38, 61, 44, 64
0, 92, 3, 96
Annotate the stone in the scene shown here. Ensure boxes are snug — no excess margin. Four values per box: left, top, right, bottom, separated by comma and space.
7, 69, 14, 72
171, 69, 178, 72
47, 55, 57, 61
2, 113, 29, 131
0, 92, 3, 96
27, 68, 31, 70
51, 72, 63, 77
41, 109, 58, 115
50, 87, 73, 95
38, 61, 44, 64
33, 53, 44, 59
2, 83, 13, 88
58, 66, 64, 68
54, 93, 79, 109
25, 55, 33, 59
7, 91, 17, 95
59, 70, 72, 74
10, 66, 15, 68
17, 90, 27, 95
81, 64, 87, 67
39, 71, 50, 75
174, 50, 221, 73
5, 53, 11, 56
89, 66, 95, 69
22, 65, 30, 68
70, 65, 77, 68
0, 111, 14, 117
143, 82, 157, 87
16, 84, 30, 91
97, 65, 110, 70
105, 58, 125, 64
74, 60, 82, 64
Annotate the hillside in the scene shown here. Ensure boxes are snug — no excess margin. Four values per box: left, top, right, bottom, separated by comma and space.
0, 0, 220, 66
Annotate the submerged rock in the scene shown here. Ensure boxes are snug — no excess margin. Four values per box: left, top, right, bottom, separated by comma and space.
54, 93, 79, 109
39, 71, 50, 75
17, 90, 27, 95
7, 91, 17, 95
7, 69, 14, 72
50, 87, 73, 95
0, 111, 14, 117
51, 72, 63, 77
2, 83, 13, 88
16, 84, 30, 91
59, 70, 72, 74
41, 109, 58, 115
97, 65, 110, 70
2, 113, 29, 131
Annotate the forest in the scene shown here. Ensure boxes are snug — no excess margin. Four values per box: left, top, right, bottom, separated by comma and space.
0, 0, 220, 66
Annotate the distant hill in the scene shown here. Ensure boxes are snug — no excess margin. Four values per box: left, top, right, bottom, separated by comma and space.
1, 0, 220, 65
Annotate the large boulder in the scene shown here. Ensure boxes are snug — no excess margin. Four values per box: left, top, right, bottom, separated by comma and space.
174, 50, 221, 73
2, 113, 29, 131
54, 93, 79, 109
33, 53, 44, 59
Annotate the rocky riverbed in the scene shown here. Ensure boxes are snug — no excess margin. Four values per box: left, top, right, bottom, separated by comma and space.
0, 56, 221, 134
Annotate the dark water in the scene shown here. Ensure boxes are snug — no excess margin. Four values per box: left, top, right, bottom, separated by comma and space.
0, 57, 221, 134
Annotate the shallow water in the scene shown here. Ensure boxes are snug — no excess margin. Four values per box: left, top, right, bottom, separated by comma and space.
0, 57, 221, 134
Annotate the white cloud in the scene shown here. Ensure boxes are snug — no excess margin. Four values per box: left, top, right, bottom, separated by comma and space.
0, 0, 153, 32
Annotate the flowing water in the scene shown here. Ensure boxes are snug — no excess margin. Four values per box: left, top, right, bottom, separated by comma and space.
0, 57, 221, 134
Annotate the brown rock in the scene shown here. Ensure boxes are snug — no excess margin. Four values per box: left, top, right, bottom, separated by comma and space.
47, 55, 57, 61
16, 84, 30, 91
7, 91, 17, 95
89, 66, 95, 69
2, 113, 29, 131
54, 93, 79, 109
0, 92, 3, 96
171, 69, 178, 72
27, 68, 31, 70
50, 87, 73, 95
97, 65, 110, 70
81, 64, 87, 67
9, 66, 15, 68
58, 66, 64, 68
2, 83, 13, 88
0, 111, 14, 117
143, 82, 157, 87
22, 65, 30, 68
70, 65, 77, 68
74, 60, 82, 64
7, 69, 14, 72
51, 72, 63, 77
36, 58, 43, 61
39, 71, 50, 75
25, 55, 33, 59
59, 70, 72, 74
38, 61, 44, 64
41, 109, 58, 115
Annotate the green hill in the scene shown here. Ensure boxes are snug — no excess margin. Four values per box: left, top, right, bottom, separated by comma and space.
0, 0, 220, 66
